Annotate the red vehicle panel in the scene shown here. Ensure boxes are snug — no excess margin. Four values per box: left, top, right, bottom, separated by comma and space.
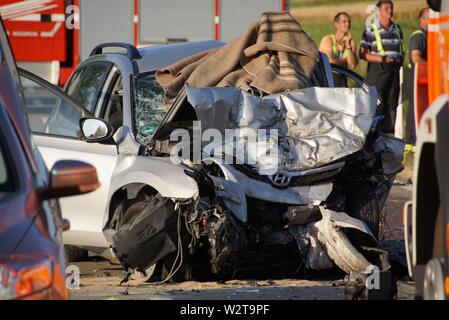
2, 0, 66, 62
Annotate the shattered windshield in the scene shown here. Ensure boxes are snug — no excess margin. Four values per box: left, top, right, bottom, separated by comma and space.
134, 72, 166, 145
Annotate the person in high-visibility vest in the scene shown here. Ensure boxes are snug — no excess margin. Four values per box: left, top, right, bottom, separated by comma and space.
359, 0, 404, 135
405, 7, 429, 145
319, 12, 358, 87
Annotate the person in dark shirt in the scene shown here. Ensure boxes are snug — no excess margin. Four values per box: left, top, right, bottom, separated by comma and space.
405, 7, 429, 145
359, 0, 404, 135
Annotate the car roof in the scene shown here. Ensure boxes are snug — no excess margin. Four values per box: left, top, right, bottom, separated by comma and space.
136, 40, 225, 73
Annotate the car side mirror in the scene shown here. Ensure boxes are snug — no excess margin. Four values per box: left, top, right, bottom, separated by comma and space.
39, 160, 100, 200
80, 117, 113, 143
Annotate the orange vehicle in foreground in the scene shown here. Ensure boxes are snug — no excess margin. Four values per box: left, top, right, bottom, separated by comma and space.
404, 0, 449, 300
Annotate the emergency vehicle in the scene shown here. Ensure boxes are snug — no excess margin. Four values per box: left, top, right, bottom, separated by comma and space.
404, 0, 449, 300
0, 0, 289, 85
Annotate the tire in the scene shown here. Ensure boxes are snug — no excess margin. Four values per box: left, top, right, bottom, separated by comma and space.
119, 201, 148, 227
65, 245, 89, 262
116, 193, 193, 282
346, 184, 380, 241
423, 258, 446, 300
432, 206, 446, 260
422, 206, 447, 300
158, 235, 193, 283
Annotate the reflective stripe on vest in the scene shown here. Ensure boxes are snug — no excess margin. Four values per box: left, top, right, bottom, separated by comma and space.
372, 23, 402, 57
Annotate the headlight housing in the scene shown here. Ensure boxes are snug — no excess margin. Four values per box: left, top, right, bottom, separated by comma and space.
0, 255, 53, 300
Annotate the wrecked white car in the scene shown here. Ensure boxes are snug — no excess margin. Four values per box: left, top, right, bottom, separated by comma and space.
23, 12, 404, 283
107, 12, 404, 282
110, 83, 403, 282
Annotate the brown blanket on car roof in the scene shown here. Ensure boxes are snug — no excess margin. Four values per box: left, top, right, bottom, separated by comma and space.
155, 11, 320, 106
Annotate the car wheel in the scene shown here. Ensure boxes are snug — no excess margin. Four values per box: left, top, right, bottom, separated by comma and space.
423, 258, 446, 300
117, 193, 193, 282
130, 264, 156, 283
422, 206, 447, 300
65, 245, 89, 262
432, 206, 446, 261
346, 183, 380, 241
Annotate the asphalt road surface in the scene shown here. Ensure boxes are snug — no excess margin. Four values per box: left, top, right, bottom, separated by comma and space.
68, 184, 414, 300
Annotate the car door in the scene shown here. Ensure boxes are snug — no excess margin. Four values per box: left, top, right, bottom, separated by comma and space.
19, 68, 117, 249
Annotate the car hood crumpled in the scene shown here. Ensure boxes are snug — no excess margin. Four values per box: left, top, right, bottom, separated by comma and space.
186, 85, 378, 173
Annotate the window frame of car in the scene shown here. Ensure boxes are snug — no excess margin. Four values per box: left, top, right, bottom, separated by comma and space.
92, 64, 123, 119
0, 104, 21, 194
330, 63, 383, 112
318, 52, 334, 87
330, 64, 369, 91
19, 68, 95, 141
66, 54, 137, 137
64, 61, 114, 114
96, 66, 122, 119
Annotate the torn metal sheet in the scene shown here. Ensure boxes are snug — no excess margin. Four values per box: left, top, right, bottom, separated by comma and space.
292, 208, 375, 273
209, 176, 248, 223
311, 208, 373, 273
289, 225, 334, 270
319, 207, 376, 240
311, 223, 371, 273
186, 85, 377, 172
375, 177, 395, 213
373, 134, 405, 176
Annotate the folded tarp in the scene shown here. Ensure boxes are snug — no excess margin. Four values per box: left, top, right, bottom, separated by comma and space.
156, 12, 320, 105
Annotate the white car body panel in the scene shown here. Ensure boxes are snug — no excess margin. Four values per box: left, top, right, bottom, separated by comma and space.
102, 156, 200, 244
33, 134, 117, 248
108, 156, 199, 201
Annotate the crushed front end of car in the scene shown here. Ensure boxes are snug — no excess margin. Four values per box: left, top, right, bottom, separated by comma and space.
110, 84, 404, 283
108, 11, 404, 284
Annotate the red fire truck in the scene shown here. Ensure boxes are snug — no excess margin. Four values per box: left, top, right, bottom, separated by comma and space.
1, 0, 289, 85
